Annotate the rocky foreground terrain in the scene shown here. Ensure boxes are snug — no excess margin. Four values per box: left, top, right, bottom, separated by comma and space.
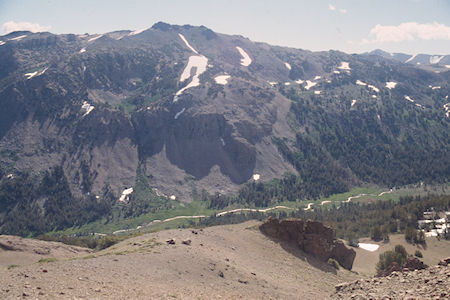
1, 220, 359, 299
1, 220, 449, 299
332, 263, 450, 299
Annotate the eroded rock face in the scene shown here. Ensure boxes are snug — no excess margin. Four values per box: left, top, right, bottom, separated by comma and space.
260, 218, 356, 270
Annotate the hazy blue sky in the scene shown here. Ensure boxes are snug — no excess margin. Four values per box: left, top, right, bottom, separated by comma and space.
1, 0, 450, 54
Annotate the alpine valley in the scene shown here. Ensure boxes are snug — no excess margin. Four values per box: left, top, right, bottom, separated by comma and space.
0, 22, 449, 236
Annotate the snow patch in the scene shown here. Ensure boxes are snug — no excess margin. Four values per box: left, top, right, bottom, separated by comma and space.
214, 75, 231, 85
446, 65, 450, 69
284, 62, 291, 70
314, 75, 322, 80
430, 55, 444, 64
268, 81, 277, 86
79, 48, 86, 53
351, 99, 357, 107
372, 95, 377, 99
284, 82, 291, 86
24, 67, 48, 80
119, 188, 133, 203
174, 55, 208, 101
295, 79, 304, 84
386, 81, 397, 89
405, 95, 415, 103
430, 86, 441, 90
333, 70, 340, 74
358, 243, 379, 252
337, 61, 351, 71
81, 101, 94, 116
321, 201, 331, 205
368, 84, 380, 93
10, 35, 27, 41
174, 107, 186, 119
253, 174, 260, 181
356, 80, 367, 86
179, 56, 208, 82
0, 41, 5, 46
405, 54, 417, 63
220, 138, 226, 146
314, 90, 321, 95
236, 46, 252, 66
129, 28, 146, 36
178, 33, 199, 54
304, 203, 314, 211
304, 80, 317, 90
170, 195, 176, 200
88, 34, 103, 42
443, 103, 450, 117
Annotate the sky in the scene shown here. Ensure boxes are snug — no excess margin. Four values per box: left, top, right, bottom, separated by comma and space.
1, 0, 450, 55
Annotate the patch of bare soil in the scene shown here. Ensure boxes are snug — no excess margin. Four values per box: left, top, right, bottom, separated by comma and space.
0, 235, 92, 267
0, 221, 359, 299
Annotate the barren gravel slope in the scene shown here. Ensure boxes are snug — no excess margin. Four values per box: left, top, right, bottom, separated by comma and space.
0, 221, 359, 299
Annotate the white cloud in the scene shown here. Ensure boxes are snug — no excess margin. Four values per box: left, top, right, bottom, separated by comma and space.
2, 21, 51, 34
329, 4, 347, 14
362, 22, 450, 44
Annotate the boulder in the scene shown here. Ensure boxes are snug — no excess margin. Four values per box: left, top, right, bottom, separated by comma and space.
331, 240, 356, 270
438, 257, 450, 266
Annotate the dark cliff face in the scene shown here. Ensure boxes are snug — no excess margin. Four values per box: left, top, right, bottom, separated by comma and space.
0, 22, 449, 225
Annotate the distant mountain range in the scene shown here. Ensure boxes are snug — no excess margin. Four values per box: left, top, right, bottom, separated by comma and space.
366, 49, 450, 67
0, 22, 449, 235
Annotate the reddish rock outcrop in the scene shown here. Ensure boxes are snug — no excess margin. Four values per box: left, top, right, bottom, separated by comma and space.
260, 218, 356, 270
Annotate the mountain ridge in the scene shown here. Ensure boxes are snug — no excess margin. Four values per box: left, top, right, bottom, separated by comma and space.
0, 22, 449, 235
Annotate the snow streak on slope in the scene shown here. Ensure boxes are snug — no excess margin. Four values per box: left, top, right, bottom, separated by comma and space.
356, 80, 367, 86
79, 48, 86, 53
88, 35, 103, 42
284, 62, 291, 70
368, 84, 379, 93
174, 108, 186, 119
0, 41, 5, 46
10, 35, 27, 41
178, 33, 199, 54
405, 54, 417, 63
24, 67, 48, 80
236, 46, 252, 66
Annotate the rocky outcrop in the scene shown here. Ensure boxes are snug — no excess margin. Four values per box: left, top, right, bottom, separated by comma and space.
260, 218, 356, 270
